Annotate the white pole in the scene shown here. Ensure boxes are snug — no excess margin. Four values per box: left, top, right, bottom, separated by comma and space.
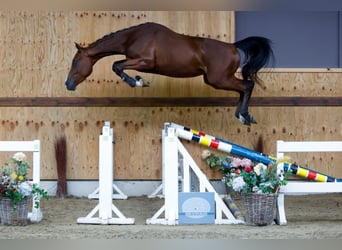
164, 127, 179, 225
98, 122, 113, 220
30, 139, 42, 222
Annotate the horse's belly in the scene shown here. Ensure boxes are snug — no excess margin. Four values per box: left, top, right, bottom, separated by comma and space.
152, 54, 204, 77
160, 65, 203, 77
152, 67, 202, 78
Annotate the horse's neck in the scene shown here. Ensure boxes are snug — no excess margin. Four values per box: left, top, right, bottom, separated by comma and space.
86, 31, 129, 61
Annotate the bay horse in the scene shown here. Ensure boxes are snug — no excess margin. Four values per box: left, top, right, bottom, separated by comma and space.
65, 22, 273, 125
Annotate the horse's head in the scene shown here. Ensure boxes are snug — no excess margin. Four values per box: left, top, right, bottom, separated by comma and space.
65, 43, 93, 91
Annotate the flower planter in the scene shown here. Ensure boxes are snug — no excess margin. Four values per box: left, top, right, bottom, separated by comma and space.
0, 196, 31, 226
243, 193, 277, 226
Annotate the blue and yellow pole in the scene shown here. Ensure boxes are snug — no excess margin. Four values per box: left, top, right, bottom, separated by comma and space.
170, 123, 342, 182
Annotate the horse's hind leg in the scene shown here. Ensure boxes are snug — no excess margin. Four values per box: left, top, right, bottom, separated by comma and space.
227, 77, 256, 125
235, 79, 257, 125
204, 73, 256, 125
112, 59, 150, 87
235, 81, 257, 125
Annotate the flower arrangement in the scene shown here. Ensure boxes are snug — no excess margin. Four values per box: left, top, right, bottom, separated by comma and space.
201, 150, 292, 194
0, 152, 49, 210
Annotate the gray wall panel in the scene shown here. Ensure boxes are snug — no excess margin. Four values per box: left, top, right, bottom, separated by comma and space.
235, 11, 340, 68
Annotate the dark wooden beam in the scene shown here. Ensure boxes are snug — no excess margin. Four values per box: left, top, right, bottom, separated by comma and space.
0, 97, 342, 107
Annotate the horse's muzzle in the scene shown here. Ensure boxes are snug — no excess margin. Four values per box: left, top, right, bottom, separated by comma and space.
65, 81, 76, 91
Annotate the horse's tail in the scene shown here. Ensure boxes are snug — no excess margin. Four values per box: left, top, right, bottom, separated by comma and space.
234, 36, 274, 84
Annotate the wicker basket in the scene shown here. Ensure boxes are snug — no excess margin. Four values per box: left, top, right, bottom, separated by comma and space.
243, 193, 277, 226
0, 196, 31, 226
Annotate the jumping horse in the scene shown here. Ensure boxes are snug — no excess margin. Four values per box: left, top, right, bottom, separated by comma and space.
65, 22, 274, 125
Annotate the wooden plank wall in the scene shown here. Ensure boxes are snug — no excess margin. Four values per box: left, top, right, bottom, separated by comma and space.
0, 11, 342, 181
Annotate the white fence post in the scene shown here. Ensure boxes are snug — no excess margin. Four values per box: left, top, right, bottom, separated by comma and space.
77, 121, 134, 225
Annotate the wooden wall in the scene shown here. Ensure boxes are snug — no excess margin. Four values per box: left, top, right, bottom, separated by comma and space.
1, 11, 342, 181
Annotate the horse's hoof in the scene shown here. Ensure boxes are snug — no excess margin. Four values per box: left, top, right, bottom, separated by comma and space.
248, 113, 257, 124
238, 114, 250, 126
238, 113, 257, 126
135, 76, 150, 87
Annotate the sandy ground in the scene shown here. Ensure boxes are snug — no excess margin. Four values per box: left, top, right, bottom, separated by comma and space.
1, 194, 342, 239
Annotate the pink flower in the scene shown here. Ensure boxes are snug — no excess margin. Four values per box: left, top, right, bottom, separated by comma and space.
231, 157, 253, 169
231, 158, 242, 167
240, 158, 253, 167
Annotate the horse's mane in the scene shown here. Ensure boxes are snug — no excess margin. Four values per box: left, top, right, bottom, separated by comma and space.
88, 22, 149, 48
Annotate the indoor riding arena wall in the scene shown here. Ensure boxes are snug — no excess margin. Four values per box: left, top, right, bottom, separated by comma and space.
0, 11, 342, 182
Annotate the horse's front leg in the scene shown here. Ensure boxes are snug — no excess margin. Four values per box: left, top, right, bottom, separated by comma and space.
112, 60, 150, 87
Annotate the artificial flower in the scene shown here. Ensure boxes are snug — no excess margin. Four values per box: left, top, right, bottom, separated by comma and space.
13, 152, 27, 162
232, 176, 245, 192
253, 163, 267, 176
201, 150, 211, 160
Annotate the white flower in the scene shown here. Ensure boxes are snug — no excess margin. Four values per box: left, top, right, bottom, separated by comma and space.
254, 163, 267, 176
19, 181, 33, 196
232, 176, 245, 192
13, 152, 27, 162
201, 150, 211, 160
277, 162, 285, 180
252, 186, 260, 193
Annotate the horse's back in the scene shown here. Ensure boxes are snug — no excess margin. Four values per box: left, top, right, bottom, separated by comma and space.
124, 22, 183, 53
124, 22, 239, 77
128, 22, 177, 38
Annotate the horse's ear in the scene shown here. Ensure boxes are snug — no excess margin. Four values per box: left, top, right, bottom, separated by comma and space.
74, 42, 83, 51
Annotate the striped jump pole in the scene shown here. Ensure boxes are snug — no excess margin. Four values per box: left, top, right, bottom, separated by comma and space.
170, 123, 342, 183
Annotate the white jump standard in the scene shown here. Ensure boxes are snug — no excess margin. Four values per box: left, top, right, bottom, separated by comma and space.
146, 123, 244, 225
77, 122, 134, 225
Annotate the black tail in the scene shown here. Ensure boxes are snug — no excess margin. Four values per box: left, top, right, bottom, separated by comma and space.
234, 36, 274, 84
